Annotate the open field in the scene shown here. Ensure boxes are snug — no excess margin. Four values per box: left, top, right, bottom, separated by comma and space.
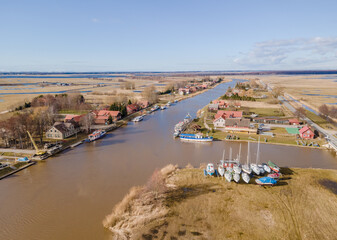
103, 165, 337, 240
259, 74, 337, 113
0, 73, 229, 113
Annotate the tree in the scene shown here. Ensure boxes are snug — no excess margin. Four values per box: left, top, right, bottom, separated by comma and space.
80, 113, 94, 133
318, 104, 329, 116
271, 87, 284, 98
128, 99, 132, 105
295, 107, 306, 118
142, 85, 158, 104
107, 115, 113, 124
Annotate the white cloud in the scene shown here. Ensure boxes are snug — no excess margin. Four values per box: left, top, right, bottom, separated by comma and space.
234, 37, 337, 69
92, 18, 99, 23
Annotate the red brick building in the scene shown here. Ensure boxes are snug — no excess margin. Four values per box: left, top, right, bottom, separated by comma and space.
299, 126, 315, 139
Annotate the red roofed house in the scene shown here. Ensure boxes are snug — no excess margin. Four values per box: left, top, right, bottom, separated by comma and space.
214, 110, 243, 120
127, 103, 140, 115
212, 100, 228, 109
93, 110, 121, 125
64, 114, 86, 123
289, 118, 300, 125
213, 115, 226, 128
299, 126, 315, 139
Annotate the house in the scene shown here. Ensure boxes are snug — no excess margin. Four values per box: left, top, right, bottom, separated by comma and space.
212, 100, 227, 108
178, 88, 190, 95
138, 100, 149, 109
46, 121, 80, 139
208, 103, 219, 111
299, 126, 315, 139
289, 118, 300, 125
93, 110, 121, 125
214, 110, 243, 120
213, 115, 226, 127
64, 114, 84, 123
224, 118, 251, 131
234, 102, 241, 108
127, 103, 140, 115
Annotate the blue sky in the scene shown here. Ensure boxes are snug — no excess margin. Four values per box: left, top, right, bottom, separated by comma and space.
1, 0, 337, 71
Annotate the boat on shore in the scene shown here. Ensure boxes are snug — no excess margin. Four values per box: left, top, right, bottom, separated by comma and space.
204, 163, 217, 177
132, 116, 144, 122
87, 129, 106, 142
180, 133, 213, 142
17, 157, 31, 163
160, 105, 166, 110
268, 161, 280, 173
255, 177, 278, 186
151, 105, 160, 111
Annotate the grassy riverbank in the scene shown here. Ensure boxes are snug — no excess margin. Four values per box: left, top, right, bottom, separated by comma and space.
103, 165, 337, 240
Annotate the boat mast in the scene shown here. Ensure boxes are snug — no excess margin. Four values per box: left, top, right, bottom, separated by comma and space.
238, 143, 241, 162
256, 137, 260, 164
247, 141, 250, 165
222, 149, 225, 161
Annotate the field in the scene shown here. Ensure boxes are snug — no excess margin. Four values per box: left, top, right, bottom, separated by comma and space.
103, 165, 337, 240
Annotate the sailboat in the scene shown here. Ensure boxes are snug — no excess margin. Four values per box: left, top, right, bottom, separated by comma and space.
242, 172, 250, 184
251, 137, 261, 175
218, 150, 225, 177
233, 172, 240, 183
263, 163, 271, 173
242, 142, 252, 174
233, 144, 242, 174
268, 161, 280, 173
204, 163, 217, 176
225, 171, 233, 182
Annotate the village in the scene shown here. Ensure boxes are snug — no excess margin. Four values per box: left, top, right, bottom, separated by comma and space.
182, 80, 326, 147
0, 76, 223, 179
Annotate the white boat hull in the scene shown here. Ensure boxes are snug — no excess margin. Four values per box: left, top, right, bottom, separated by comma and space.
242, 172, 250, 184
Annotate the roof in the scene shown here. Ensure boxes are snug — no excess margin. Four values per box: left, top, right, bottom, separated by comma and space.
225, 118, 250, 128
64, 114, 79, 120
215, 110, 243, 119
52, 122, 74, 134
97, 110, 121, 117
299, 126, 313, 134
289, 118, 300, 123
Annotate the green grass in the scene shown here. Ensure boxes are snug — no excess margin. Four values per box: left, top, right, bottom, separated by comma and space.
58, 109, 90, 115
246, 108, 284, 117
304, 110, 337, 130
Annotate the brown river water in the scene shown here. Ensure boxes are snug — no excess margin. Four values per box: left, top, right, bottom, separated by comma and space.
0, 79, 336, 240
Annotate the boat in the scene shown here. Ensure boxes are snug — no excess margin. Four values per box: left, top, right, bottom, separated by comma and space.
151, 105, 160, 111
166, 101, 172, 106
17, 157, 31, 163
255, 177, 278, 186
242, 172, 251, 184
180, 133, 213, 142
263, 163, 271, 173
218, 164, 225, 177
204, 163, 217, 176
132, 116, 143, 122
174, 113, 193, 133
173, 130, 181, 137
268, 161, 280, 173
160, 105, 166, 110
233, 173, 240, 183
233, 144, 242, 174
251, 137, 261, 175
242, 142, 252, 174
88, 129, 106, 142
267, 172, 282, 179
258, 165, 265, 175
225, 171, 232, 182
174, 100, 178, 103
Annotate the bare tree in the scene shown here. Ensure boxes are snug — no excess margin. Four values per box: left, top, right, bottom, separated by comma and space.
142, 85, 158, 104
295, 107, 306, 118
80, 113, 94, 133
271, 87, 284, 98
318, 104, 329, 116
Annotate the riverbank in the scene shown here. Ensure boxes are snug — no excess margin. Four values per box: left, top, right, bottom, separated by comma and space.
0, 161, 36, 180
103, 165, 337, 240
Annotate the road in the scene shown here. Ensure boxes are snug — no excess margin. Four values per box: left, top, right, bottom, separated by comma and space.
0, 148, 35, 154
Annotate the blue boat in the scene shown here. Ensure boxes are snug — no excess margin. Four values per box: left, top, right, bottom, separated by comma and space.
180, 133, 213, 142
255, 177, 278, 186
17, 157, 31, 162
204, 163, 218, 176
87, 129, 106, 142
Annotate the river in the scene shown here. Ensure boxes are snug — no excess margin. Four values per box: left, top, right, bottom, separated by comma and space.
0, 79, 336, 240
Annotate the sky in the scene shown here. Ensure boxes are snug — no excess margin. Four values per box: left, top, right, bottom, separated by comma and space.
1, 0, 337, 72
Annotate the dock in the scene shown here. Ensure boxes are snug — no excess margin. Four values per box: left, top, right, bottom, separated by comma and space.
0, 161, 36, 180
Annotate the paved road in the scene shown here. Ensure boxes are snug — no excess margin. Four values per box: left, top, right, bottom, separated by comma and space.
0, 148, 35, 154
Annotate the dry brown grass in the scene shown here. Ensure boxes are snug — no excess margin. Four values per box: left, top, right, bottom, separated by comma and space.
104, 166, 337, 240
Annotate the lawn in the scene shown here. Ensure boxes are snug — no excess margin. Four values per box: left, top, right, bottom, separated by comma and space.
105, 166, 337, 240
246, 107, 284, 117
58, 109, 90, 115
304, 110, 337, 130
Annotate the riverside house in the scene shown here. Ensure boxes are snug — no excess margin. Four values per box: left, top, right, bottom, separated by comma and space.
126, 103, 140, 115
224, 118, 251, 132
299, 126, 315, 139
93, 110, 121, 125
46, 121, 80, 139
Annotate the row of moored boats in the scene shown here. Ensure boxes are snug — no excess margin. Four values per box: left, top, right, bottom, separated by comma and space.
204, 140, 281, 186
